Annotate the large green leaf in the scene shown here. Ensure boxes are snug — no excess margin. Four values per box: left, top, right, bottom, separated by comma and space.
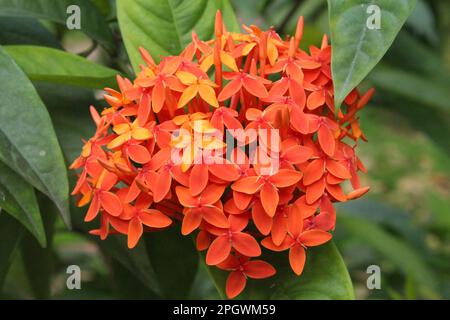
0, 214, 24, 289
117, 0, 240, 72
0, 161, 46, 247
327, 0, 416, 110
0, 47, 70, 227
0, 0, 114, 52
4, 45, 119, 89
0, 17, 60, 48
33, 82, 97, 162
206, 241, 354, 299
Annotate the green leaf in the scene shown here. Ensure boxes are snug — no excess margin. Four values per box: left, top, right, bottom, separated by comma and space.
205, 241, 354, 299
220, 0, 240, 32
144, 226, 199, 299
338, 214, 438, 296
0, 214, 24, 289
0, 46, 70, 227
90, 0, 113, 18
0, 17, 60, 48
328, 0, 416, 110
0, 161, 46, 247
117, 0, 240, 72
0, 0, 114, 52
4, 45, 119, 89
32, 82, 97, 162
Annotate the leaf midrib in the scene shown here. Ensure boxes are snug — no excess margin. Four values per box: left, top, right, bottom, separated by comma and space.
337, 22, 367, 102
165, 0, 184, 54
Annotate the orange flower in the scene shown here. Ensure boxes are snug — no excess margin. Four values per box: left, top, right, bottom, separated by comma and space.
70, 10, 372, 299
262, 210, 332, 275
232, 168, 302, 216
82, 170, 122, 222
217, 254, 276, 299
107, 119, 153, 149
218, 71, 270, 101
205, 215, 261, 265
176, 71, 219, 108
175, 184, 229, 235
121, 194, 172, 248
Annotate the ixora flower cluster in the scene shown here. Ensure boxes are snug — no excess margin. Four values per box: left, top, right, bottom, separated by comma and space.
71, 11, 372, 298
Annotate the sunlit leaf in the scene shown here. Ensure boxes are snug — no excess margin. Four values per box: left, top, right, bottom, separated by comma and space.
117, 0, 239, 72
5, 46, 119, 89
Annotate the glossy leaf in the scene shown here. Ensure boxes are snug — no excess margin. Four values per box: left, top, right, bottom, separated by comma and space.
206, 241, 354, 299
33, 82, 97, 162
0, 161, 46, 247
4, 46, 119, 89
117, 0, 240, 72
0, 0, 114, 52
0, 47, 70, 227
328, 0, 416, 110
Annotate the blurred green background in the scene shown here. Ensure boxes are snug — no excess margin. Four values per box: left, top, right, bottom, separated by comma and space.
0, 0, 449, 300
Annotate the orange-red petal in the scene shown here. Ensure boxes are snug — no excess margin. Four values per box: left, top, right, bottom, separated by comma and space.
226, 271, 246, 299
206, 236, 232, 265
